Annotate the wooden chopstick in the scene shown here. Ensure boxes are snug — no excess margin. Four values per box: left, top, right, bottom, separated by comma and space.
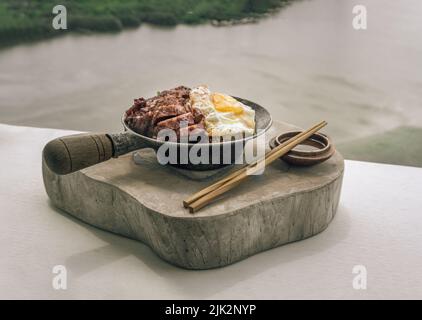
186, 121, 327, 213
188, 121, 327, 212
183, 121, 326, 208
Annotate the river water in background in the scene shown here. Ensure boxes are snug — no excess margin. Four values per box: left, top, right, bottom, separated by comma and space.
0, 0, 421, 145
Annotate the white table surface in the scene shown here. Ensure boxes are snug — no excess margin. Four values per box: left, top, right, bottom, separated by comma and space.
0, 123, 421, 300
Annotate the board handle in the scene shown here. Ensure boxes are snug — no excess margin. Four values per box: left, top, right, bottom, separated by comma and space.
43, 133, 114, 175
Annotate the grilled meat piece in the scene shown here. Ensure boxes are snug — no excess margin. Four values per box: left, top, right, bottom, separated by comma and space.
125, 86, 206, 140
151, 104, 189, 126
154, 112, 195, 139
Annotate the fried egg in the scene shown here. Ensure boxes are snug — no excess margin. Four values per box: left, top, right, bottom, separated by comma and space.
190, 85, 255, 138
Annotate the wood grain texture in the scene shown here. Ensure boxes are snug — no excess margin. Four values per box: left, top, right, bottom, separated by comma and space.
42, 121, 344, 269
43, 133, 113, 175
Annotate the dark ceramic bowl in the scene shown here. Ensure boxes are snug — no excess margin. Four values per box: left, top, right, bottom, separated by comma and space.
269, 131, 335, 166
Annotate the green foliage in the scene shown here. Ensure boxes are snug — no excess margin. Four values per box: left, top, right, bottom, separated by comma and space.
0, 0, 288, 46
69, 16, 123, 32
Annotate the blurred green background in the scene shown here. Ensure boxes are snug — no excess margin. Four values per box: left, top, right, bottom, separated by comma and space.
0, 0, 287, 46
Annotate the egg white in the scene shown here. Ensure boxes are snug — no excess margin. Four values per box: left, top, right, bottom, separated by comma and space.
190, 85, 255, 138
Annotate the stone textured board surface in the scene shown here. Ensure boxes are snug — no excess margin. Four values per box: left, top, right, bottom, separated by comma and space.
43, 121, 344, 269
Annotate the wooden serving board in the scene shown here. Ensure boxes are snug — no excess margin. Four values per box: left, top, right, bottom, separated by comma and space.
42, 121, 344, 269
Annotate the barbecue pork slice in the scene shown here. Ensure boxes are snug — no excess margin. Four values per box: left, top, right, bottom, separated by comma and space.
125, 86, 206, 140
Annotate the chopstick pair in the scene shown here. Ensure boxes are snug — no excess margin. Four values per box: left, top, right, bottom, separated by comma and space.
183, 120, 328, 213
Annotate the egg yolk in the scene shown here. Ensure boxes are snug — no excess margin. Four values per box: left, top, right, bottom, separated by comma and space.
212, 93, 244, 115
